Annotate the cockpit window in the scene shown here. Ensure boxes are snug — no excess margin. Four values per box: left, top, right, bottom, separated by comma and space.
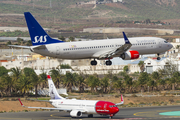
164, 41, 168, 43
109, 105, 117, 107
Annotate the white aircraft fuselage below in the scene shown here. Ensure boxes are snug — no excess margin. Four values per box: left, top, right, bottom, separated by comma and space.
31, 37, 172, 59
19, 75, 123, 118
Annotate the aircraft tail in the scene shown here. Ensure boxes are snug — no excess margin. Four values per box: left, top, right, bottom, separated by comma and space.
47, 75, 65, 100
24, 12, 64, 46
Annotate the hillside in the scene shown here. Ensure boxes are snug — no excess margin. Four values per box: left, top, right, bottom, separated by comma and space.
0, 0, 180, 30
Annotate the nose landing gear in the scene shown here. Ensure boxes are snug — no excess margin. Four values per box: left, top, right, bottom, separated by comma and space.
157, 53, 161, 60
109, 114, 114, 119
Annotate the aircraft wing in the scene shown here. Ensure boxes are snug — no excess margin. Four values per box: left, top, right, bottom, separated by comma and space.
18, 98, 71, 111
18, 98, 86, 112
99, 32, 132, 59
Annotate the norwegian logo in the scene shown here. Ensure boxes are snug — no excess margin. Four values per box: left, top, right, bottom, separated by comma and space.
33, 35, 48, 43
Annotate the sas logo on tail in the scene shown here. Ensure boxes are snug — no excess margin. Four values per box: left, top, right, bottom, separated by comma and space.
33, 35, 47, 43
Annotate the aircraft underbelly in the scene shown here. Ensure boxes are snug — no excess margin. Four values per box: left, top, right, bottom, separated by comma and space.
61, 50, 96, 59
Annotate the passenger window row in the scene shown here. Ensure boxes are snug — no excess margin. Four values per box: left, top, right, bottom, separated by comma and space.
63, 42, 156, 51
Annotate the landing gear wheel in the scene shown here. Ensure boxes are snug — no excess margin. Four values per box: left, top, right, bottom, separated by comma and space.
109, 114, 113, 119
88, 114, 93, 118
157, 57, 161, 60
91, 60, 97, 66
157, 53, 161, 60
106, 60, 112, 66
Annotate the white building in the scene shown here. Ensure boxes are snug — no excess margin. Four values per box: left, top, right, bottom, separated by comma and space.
113, 0, 122, 2
144, 57, 179, 74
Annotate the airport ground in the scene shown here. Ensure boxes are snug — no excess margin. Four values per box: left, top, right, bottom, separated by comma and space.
1, 95, 180, 119
0, 105, 180, 120
1, 94, 180, 112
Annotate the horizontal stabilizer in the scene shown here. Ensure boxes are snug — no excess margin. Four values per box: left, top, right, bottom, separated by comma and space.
8, 45, 30, 49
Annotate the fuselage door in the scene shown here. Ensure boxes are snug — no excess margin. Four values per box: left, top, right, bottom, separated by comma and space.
56, 46, 60, 55
104, 103, 107, 110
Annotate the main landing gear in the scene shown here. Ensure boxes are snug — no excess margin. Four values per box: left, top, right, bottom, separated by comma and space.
91, 59, 112, 66
157, 53, 161, 60
91, 59, 97, 66
105, 59, 112, 66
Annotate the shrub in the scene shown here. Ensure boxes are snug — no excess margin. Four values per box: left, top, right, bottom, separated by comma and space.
131, 94, 137, 97
129, 102, 134, 106
24, 110, 28, 112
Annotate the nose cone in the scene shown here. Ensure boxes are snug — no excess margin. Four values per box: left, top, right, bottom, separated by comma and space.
114, 107, 119, 114
169, 43, 173, 49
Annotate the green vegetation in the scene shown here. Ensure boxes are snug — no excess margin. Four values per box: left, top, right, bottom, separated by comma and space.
60, 64, 71, 69
1, 59, 180, 97
0, 31, 29, 37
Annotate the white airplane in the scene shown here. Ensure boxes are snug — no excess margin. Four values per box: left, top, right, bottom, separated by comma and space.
19, 75, 124, 118
10, 12, 173, 66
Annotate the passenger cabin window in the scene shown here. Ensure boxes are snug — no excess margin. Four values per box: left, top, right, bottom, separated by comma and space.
164, 41, 168, 43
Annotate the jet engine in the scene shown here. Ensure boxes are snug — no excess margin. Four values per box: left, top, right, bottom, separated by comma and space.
70, 110, 82, 117
120, 51, 139, 60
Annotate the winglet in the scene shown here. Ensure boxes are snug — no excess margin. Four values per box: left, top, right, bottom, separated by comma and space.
123, 32, 131, 44
121, 94, 124, 103
18, 98, 24, 107
115, 94, 124, 106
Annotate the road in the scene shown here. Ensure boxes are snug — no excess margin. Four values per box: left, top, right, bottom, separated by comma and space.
0, 105, 180, 120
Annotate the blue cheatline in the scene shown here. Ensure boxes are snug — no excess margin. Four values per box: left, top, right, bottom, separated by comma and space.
159, 111, 180, 116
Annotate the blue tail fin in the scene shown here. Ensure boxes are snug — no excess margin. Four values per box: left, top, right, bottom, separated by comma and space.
24, 12, 64, 46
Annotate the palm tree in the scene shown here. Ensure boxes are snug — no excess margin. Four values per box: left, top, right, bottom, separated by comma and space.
138, 61, 145, 72
86, 75, 100, 93
30, 72, 39, 96
17, 75, 32, 96
39, 72, 47, 88
24, 67, 39, 96
0, 66, 8, 77
49, 69, 61, 88
157, 79, 166, 91
10, 67, 22, 92
76, 75, 85, 93
138, 72, 150, 92
63, 73, 77, 92
171, 71, 180, 90
124, 74, 133, 93
1, 74, 12, 96
147, 79, 156, 92
112, 77, 123, 94
151, 71, 160, 90
100, 76, 109, 93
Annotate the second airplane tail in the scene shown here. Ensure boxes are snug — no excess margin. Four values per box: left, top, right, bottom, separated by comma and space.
24, 12, 64, 46
47, 75, 65, 100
